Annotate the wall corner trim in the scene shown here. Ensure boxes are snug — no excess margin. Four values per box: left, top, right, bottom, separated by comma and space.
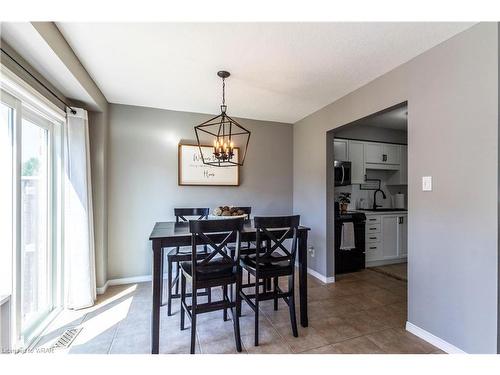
307, 267, 335, 284
405, 321, 466, 354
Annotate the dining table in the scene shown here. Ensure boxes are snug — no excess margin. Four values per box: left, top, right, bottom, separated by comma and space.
149, 219, 310, 354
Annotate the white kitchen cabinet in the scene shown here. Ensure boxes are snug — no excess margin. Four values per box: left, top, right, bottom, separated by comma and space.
387, 145, 407, 185
364, 143, 383, 164
364, 142, 401, 166
381, 216, 399, 259
333, 139, 349, 161
364, 213, 408, 265
398, 215, 407, 257
383, 144, 400, 165
348, 140, 365, 184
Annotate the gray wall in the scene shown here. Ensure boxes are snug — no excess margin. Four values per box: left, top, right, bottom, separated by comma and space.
108, 104, 293, 279
294, 23, 498, 353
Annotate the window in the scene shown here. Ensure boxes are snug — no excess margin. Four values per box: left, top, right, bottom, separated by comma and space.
1, 67, 65, 347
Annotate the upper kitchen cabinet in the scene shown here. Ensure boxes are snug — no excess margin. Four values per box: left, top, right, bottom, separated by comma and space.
348, 140, 365, 184
333, 139, 349, 161
364, 142, 400, 165
386, 145, 408, 185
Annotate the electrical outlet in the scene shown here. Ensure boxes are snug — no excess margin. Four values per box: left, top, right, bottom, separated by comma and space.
308, 246, 315, 257
422, 176, 432, 191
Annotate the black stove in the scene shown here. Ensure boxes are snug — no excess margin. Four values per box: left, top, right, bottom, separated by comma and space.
334, 203, 366, 275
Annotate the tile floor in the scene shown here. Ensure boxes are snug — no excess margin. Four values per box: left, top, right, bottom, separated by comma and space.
369, 262, 408, 281
35, 269, 444, 354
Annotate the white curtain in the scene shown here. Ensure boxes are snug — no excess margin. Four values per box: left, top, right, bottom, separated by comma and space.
64, 108, 96, 309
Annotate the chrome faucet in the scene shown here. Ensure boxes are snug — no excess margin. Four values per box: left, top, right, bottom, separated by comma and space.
373, 188, 387, 210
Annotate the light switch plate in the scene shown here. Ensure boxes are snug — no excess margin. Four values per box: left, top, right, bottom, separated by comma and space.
422, 176, 432, 191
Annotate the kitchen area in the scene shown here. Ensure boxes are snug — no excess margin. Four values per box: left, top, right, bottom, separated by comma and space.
328, 102, 408, 281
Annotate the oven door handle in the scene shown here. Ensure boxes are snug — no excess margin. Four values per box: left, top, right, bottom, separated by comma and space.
341, 165, 345, 185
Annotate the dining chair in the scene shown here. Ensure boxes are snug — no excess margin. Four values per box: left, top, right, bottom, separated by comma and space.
164, 207, 210, 316
180, 218, 244, 354
239, 215, 300, 346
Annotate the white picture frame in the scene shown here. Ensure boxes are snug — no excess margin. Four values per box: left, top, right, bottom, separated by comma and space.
178, 144, 240, 186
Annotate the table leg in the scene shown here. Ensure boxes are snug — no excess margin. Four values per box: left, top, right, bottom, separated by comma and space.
151, 240, 162, 354
298, 231, 308, 327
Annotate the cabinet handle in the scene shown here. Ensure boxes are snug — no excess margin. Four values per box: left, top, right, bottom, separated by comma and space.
399, 217, 404, 224
369, 228, 376, 230
368, 218, 377, 221
382, 154, 387, 162
369, 237, 376, 239
369, 247, 377, 249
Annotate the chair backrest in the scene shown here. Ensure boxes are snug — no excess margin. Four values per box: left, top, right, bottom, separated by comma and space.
238, 207, 252, 219
189, 218, 245, 279
254, 215, 300, 267
174, 207, 209, 223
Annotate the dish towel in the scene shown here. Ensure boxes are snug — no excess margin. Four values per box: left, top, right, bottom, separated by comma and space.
340, 222, 355, 250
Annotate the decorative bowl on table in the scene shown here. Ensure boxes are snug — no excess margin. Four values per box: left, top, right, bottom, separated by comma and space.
208, 206, 248, 219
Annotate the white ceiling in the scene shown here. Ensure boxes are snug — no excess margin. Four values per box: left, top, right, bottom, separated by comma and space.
52, 23, 474, 123
0, 22, 98, 109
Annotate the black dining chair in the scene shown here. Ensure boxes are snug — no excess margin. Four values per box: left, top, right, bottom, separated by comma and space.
239, 215, 300, 346
180, 218, 244, 354
164, 208, 210, 316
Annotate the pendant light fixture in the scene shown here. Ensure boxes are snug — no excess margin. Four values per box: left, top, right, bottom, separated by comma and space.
194, 71, 251, 167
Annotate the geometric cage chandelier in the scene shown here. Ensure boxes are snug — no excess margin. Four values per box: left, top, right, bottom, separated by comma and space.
194, 71, 251, 167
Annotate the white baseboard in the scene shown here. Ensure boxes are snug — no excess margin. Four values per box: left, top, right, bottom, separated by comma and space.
97, 275, 152, 294
96, 280, 110, 295
307, 267, 335, 284
405, 321, 466, 354
98, 269, 335, 295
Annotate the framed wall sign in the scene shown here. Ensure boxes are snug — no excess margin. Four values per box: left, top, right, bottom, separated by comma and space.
178, 144, 240, 186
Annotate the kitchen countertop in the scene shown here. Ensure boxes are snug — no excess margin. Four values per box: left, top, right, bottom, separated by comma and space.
352, 209, 408, 215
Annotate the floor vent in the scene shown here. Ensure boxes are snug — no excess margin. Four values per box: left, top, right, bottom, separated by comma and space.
52, 327, 82, 350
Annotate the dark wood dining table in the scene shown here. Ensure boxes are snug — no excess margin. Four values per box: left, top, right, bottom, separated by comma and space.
149, 220, 310, 354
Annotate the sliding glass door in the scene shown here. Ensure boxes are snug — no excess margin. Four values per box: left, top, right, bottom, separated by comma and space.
20, 113, 52, 335
1, 86, 63, 346
0, 98, 14, 303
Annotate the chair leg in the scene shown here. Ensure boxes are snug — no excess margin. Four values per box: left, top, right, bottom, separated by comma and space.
229, 282, 233, 305
233, 277, 242, 352
254, 276, 259, 346
273, 276, 279, 311
174, 261, 180, 295
223, 285, 228, 321
167, 258, 173, 316
180, 272, 186, 330
238, 268, 243, 317
190, 284, 197, 354
288, 274, 298, 338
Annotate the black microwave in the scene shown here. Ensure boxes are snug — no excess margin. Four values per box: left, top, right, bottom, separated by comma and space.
334, 160, 351, 186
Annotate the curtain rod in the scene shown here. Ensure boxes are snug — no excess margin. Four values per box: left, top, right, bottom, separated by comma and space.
0, 47, 77, 115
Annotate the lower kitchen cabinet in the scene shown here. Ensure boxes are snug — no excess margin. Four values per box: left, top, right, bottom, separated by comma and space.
399, 215, 407, 256
365, 213, 407, 265
381, 216, 398, 259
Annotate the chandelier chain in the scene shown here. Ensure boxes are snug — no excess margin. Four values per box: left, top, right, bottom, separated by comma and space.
222, 77, 225, 106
